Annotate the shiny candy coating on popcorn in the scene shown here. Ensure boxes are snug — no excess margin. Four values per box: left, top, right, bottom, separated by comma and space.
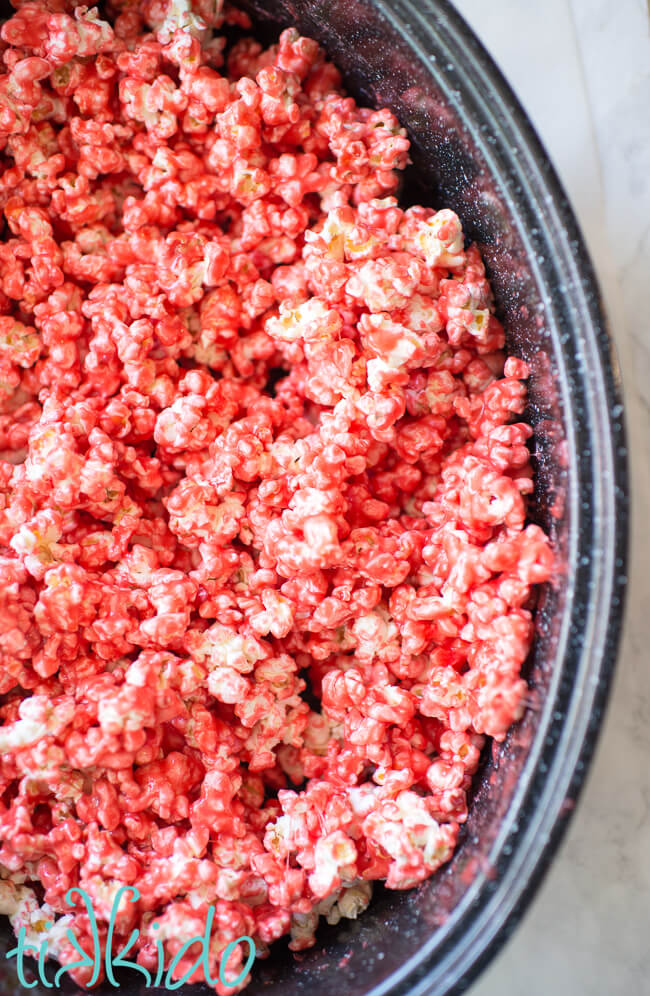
0, 0, 552, 990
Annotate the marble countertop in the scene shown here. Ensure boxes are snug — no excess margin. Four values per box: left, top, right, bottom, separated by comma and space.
449, 2, 650, 994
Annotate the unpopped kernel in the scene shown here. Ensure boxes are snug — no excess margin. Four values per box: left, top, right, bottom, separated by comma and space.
0, 0, 553, 990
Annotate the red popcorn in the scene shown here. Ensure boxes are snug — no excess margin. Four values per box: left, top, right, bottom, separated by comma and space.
0, 1, 553, 990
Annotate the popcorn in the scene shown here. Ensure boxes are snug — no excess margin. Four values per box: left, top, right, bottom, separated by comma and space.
308, 831, 357, 898
363, 791, 458, 889
414, 208, 465, 269
0, 1, 552, 991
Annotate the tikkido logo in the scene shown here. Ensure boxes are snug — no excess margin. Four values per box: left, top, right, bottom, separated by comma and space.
6, 885, 256, 991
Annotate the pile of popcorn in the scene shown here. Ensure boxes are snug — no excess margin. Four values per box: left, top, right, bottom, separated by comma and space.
0, 0, 553, 989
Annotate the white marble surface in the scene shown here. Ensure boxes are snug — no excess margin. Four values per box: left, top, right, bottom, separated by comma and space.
449, 1, 650, 994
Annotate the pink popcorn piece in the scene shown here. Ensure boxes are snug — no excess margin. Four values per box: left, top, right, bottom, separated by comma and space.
0, 0, 553, 991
